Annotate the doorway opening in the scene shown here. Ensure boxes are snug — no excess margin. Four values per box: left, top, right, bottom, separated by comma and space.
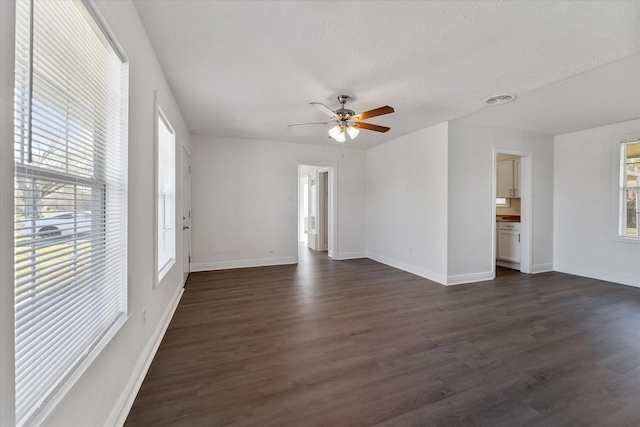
493, 149, 533, 277
297, 164, 337, 261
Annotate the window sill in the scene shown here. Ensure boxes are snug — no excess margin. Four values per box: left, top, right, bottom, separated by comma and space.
156, 258, 176, 288
612, 235, 640, 244
26, 312, 130, 426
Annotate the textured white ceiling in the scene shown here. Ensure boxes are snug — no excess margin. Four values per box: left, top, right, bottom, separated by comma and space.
133, 1, 640, 148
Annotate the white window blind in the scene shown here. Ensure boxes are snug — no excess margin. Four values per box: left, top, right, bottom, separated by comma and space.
157, 109, 175, 281
13, 0, 127, 425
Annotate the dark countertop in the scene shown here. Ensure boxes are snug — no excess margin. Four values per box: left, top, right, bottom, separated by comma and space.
496, 215, 521, 222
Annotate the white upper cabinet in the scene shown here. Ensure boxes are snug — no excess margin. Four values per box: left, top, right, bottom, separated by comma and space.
497, 158, 521, 198
514, 158, 521, 198
497, 160, 514, 198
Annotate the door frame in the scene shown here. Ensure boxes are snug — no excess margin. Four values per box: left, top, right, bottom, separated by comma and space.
296, 163, 338, 261
317, 170, 329, 251
182, 146, 191, 284
297, 175, 308, 243
307, 171, 317, 250
492, 148, 533, 276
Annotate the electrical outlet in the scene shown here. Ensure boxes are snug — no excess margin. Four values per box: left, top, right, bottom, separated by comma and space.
142, 308, 146, 323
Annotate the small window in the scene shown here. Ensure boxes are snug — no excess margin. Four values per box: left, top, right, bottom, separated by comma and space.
620, 139, 640, 238
496, 198, 511, 208
157, 108, 176, 282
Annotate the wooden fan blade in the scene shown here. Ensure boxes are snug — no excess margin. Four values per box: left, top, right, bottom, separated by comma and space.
355, 106, 394, 121
353, 122, 390, 133
310, 102, 337, 118
288, 121, 333, 127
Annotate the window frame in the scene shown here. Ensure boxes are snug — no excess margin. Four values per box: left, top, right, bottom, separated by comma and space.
496, 197, 511, 208
155, 104, 176, 285
619, 138, 640, 239
12, 0, 129, 425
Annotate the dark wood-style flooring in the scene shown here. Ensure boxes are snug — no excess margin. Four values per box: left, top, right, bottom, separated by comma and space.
125, 247, 640, 426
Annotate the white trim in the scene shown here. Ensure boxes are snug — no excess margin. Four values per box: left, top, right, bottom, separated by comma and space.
295, 162, 338, 263
446, 271, 494, 286
154, 103, 177, 287
35, 315, 130, 427
191, 256, 297, 272
613, 236, 640, 244
82, 0, 128, 63
367, 252, 447, 285
611, 132, 640, 244
532, 263, 554, 274
13, 1, 129, 422
0, 1, 16, 425
336, 252, 367, 260
496, 260, 520, 269
554, 263, 639, 288
182, 146, 192, 285
152, 91, 159, 285
105, 283, 184, 427
157, 257, 175, 284
492, 148, 534, 277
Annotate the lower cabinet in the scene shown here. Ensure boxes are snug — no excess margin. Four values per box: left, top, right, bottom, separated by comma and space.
497, 222, 521, 263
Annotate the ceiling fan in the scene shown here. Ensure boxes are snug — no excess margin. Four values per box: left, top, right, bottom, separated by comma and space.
288, 95, 394, 142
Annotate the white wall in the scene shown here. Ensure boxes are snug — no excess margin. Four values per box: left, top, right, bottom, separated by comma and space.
554, 119, 640, 287
190, 135, 367, 270
366, 122, 450, 284
447, 121, 554, 282
0, 2, 17, 426
0, 1, 191, 425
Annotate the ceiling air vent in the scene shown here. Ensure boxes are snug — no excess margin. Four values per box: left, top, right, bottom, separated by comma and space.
485, 94, 516, 105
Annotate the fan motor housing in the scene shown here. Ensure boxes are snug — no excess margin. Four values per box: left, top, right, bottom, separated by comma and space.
336, 108, 355, 119
336, 95, 355, 118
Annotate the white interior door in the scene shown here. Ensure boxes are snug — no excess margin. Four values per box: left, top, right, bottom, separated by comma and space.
182, 147, 191, 283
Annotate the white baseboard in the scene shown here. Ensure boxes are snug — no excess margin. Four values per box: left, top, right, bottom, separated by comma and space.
191, 256, 296, 272
446, 271, 494, 286
106, 283, 184, 427
532, 263, 553, 274
337, 252, 367, 260
554, 263, 639, 288
366, 253, 498, 286
496, 260, 520, 270
367, 252, 447, 285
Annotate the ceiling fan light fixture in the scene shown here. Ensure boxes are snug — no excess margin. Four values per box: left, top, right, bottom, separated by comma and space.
346, 126, 359, 139
329, 125, 346, 142
290, 95, 394, 140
